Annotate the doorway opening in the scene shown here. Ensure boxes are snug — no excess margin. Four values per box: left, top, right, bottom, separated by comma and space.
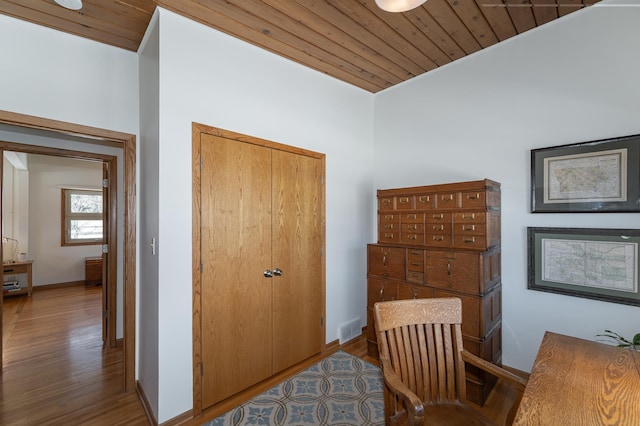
0, 110, 136, 392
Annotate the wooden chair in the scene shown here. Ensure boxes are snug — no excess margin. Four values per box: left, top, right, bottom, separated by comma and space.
373, 298, 527, 426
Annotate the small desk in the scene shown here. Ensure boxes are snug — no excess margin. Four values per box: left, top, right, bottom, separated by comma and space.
3, 260, 33, 297
514, 331, 640, 425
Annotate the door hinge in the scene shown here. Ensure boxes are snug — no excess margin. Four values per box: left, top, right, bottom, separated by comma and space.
320, 175, 324, 185
102, 244, 109, 254
200, 156, 203, 171
200, 261, 203, 273
200, 363, 204, 376
102, 178, 108, 188
103, 310, 108, 319
320, 317, 323, 327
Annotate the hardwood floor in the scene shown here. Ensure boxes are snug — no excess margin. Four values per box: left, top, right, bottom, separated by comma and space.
1, 284, 148, 425
2, 285, 523, 425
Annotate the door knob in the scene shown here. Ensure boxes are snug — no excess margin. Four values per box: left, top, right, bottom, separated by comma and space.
273, 268, 283, 276
263, 270, 273, 278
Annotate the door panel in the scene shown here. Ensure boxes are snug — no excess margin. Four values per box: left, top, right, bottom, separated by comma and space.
271, 150, 322, 372
200, 134, 273, 407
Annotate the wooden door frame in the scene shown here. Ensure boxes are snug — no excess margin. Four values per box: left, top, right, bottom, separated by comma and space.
0, 110, 136, 392
191, 122, 326, 416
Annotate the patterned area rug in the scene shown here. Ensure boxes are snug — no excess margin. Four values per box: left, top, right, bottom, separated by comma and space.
207, 350, 384, 425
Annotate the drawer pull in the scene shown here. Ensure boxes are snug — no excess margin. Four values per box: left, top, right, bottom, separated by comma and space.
383, 233, 394, 239
408, 224, 417, 231
408, 235, 418, 240
462, 224, 475, 231
384, 224, 394, 229
432, 213, 444, 220
432, 225, 444, 231
412, 291, 418, 299
410, 261, 421, 266
379, 287, 384, 300
407, 214, 417, 220
441, 194, 454, 202
466, 193, 480, 200
382, 199, 391, 205
382, 254, 387, 266
399, 197, 409, 204
418, 195, 430, 202
384, 215, 394, 220
410, 250, 421, 255
447, 260, 451, 276
432, 236, 444, 242
463, 237, 476, 243
462, 213, 476, 220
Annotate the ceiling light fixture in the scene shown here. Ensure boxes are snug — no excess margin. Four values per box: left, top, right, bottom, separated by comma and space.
375, 0, 427, 12
54, 0, 83, 11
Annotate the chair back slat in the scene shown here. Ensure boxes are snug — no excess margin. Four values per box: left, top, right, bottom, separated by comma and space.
375, 298, 466, 405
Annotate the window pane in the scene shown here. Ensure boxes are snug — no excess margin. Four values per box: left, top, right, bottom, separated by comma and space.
70, 220, 103, 240
70, 193, 103, 214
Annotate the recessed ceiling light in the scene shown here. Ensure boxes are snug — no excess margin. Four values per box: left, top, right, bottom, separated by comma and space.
54, 0, 83, 11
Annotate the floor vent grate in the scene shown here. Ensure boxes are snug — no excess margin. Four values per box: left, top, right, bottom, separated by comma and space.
338, 317, 361, 344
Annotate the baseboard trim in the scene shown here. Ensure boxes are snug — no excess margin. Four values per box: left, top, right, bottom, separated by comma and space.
33, 280, 86, 291
136, 381, 158, 426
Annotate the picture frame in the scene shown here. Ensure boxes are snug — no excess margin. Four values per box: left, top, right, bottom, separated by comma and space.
531, 134, 640, 212
527, 227, 640, 307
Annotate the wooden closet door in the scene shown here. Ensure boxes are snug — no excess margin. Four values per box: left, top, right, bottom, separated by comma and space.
200, 134, 273, 407
271, 150, 323, 372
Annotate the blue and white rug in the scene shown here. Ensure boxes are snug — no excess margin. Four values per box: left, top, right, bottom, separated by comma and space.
207, 350, 384, 425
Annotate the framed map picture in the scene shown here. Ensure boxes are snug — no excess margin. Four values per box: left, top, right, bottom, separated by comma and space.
531, 134, 640, 212
527, 227, 640, 306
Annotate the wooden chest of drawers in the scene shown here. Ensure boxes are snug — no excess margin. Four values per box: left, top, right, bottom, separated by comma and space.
368, 179, 502, 406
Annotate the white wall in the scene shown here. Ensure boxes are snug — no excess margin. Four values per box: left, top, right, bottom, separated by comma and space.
138, 12, 160, 419
373, 0, 640, 372
28, 155, 102, 286
152, 9, 373, 422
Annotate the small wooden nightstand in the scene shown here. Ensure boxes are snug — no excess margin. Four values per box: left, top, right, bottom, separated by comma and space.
85, 257, 103, 286
3, 260, 33, 297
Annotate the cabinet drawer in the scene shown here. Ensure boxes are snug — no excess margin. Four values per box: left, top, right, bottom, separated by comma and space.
401, 213, 424, 224
396, 196, 414, 210
378, 231, 400, 243
426, 212, 452, 223
455, 222, 484, 235
461, 191, 487, 209
380, 213, 400, 223
368, 245, 405, 280
398, 283, 434, 299
436, 192, 458, 209
453, 235, 487, 250
367, 279, 398, 306
402, 223, 424, 234
415, 194, 436, 209
406, 270, 425, 284
425, 233, 452, 247
426, 250, 500, 294
401, 233, 424, 245
379, 197, 395, 210
453, 211, 486, 223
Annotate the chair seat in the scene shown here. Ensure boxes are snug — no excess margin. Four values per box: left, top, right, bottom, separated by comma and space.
422, 402, 496, 426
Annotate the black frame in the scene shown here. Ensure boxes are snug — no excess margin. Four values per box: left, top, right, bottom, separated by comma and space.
531, 134, 640, 212
527, 227, 640, 307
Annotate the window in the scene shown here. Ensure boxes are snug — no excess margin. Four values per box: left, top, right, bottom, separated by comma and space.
62, 189, 103, 246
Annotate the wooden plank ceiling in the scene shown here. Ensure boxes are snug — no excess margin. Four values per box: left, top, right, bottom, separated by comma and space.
1, 0, 598, 93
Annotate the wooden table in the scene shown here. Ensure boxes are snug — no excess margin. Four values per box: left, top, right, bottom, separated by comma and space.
3, 260, 33, 297
514, 331, 640, 425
